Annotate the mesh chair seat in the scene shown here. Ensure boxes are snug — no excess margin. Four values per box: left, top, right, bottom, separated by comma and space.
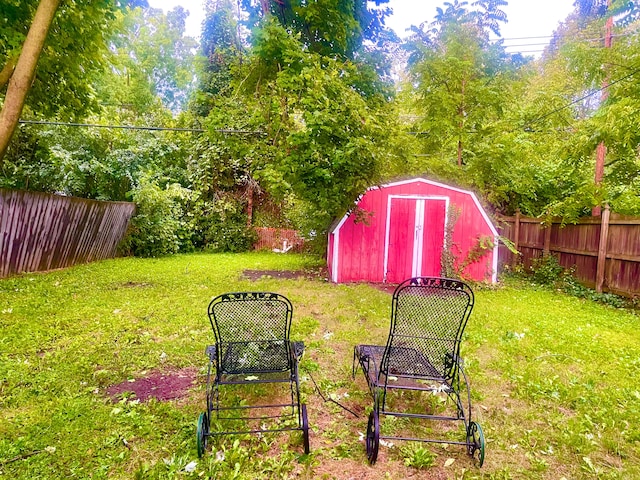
220, 340, 290, 373
355, 344, 443, 387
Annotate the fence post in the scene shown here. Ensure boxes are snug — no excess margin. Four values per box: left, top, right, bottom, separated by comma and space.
543, 221, 552, 257
595, 205, 610, 293
512, 209, 521, 266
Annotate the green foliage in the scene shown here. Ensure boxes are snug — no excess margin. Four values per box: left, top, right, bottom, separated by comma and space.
396, 2, 640, 220
240, 0, 392, 59
186, 15, 397, 246
249, 20, 394, 236
192, 0, 241, 117
3, 121, 190, 201
528, 254, 630, 308
400, 8, 525, 202
6, 0, 640, 259
530, 255, 565, 285
399, 443, 437, 469
121, 177, 193, 257
195, 197, 257, 253
0, 0, 135, 119
99, 6, 197, 113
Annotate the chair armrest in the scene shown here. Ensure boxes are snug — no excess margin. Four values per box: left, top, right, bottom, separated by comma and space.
291, 341, 305, 361
205, 345, 217, 361
444, 352, 464, 380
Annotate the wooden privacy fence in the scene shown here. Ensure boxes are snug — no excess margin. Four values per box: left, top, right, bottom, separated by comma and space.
0, 189, 135, 278
253, 227, 305, 253
497, 207, 640, 297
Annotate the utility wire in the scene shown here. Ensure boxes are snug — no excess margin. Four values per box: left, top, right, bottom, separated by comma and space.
497, 30, 639, 44
525, 66, 640, 128
305, 369, 359, 418
403, 66, 640, 135
18, 119, 264, 135
496, 30, 640, 51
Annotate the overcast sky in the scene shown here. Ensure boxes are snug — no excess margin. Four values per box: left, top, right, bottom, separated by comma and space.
148, 0, 576, 56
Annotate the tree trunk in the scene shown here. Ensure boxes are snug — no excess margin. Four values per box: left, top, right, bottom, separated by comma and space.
259, 0, 270, 15
0, 0, 61, 163
457, 78, 466, 168
246, 182, 254, 227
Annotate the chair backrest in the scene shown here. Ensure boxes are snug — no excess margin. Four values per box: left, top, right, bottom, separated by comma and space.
381, 277, 474, 380
208, 292, 294, 373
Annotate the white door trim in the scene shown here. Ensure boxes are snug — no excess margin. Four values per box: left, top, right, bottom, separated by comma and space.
412, 199, 425, 277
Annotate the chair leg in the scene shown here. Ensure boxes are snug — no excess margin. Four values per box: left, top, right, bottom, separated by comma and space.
301, 404, 310, 454
352, 347, 358, 379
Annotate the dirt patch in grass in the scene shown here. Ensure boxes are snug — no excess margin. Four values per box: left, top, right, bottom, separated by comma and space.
242, 268, 327, 281
106, 367, 198, 402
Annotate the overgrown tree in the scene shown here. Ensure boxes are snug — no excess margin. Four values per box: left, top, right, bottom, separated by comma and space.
240, 0, 392, 58
403, 2, 517, 174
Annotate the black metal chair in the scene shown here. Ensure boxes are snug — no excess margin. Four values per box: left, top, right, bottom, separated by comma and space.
353, 277, 485, 466
197, 292, 309, 456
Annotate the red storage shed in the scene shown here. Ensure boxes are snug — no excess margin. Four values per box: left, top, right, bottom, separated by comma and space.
327, 178, 498, 284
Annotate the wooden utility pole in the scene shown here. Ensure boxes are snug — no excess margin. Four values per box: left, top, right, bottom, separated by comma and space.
592, 1, 613, 216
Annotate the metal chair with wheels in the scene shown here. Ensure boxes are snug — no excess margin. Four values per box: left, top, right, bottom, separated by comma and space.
197, 291, 309, 456
353, 277, 485, 466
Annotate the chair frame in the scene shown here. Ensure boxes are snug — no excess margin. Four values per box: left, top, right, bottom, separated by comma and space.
353, 277, 485, 466
197, 291, 309, 456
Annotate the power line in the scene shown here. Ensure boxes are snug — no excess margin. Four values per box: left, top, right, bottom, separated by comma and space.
502, 42, 555, 48
402, 66, 640, 134
526, 66, 640, 128
505, 49, 546, 54
18, 119, 264, 135
496, 30, 640, 50
499, 35, 555, 41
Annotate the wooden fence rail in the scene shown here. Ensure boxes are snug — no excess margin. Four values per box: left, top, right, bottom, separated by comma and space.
496, 207, 640, 298
0, 189, 135, 278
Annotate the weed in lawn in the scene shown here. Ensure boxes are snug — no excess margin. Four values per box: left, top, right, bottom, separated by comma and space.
398, 442, 437, 469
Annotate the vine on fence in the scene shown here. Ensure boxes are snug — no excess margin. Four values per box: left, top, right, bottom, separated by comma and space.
441, 204, 516, 281
440, 205, 460, 278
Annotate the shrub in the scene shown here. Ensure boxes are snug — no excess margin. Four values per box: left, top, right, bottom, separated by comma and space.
121, 178, 193, 257
528, 254, 629, 309
530, 254, 564, 285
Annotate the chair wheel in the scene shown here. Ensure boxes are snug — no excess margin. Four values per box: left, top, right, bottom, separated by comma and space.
366, 410, 380, 465
301, 404, 310, 454
197, 412, 209, 458
467, 421, 485, 467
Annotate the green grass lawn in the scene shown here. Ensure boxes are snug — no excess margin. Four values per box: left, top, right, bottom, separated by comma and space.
1, 252, 639, 479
